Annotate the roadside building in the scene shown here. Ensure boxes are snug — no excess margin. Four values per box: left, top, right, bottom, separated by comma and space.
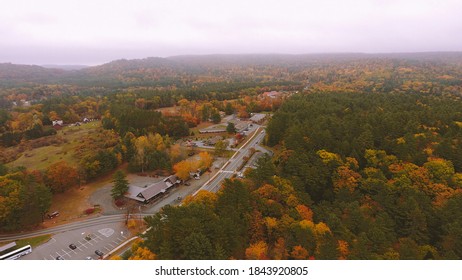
199, 127, 227, 133
125, 175, 180, 203
249, 113, 266, 124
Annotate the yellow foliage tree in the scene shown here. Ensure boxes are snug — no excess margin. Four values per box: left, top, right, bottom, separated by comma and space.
198, 152, 213, 169
315, 222, 332, 237
129, 247, 157, 260
424, 158, 455, 184
48, 111, 60, 121
134, 135, 149, 173
189, 190, 217, 207
453, 173, 462, 188
316, 149, 342, 165
264, 217, 278, 229
169, 144, 182, 161
127, 219, 137, 230
173, 160, 193, 181
299, 220, 315, 230
148, 133, 165, 151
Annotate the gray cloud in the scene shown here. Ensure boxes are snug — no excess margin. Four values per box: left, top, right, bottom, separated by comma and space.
1, 0, 461, 65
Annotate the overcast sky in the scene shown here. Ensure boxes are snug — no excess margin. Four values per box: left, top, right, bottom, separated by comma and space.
1, 0, 461, 65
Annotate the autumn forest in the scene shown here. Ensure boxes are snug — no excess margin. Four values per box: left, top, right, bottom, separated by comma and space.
1, 53, 462, 259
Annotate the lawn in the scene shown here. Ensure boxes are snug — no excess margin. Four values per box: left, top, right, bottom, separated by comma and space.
0, 234, 52, 249
17, 235, 52, 248
6, 122, 101, 170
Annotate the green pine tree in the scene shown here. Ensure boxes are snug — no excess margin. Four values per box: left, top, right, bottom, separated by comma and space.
111, 170, 129, 200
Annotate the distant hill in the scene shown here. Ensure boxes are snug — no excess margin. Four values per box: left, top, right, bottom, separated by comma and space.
0, 63, 68, 86
1, 52, 462, 88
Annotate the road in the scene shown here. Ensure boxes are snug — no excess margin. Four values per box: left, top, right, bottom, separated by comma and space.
199, 126, 267, 193
0, 125, 270, 259
0, 214, 151, 242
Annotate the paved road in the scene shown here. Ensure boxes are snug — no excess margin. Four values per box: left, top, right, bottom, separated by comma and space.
0, 214, 151, 242
199, 126, 267, 193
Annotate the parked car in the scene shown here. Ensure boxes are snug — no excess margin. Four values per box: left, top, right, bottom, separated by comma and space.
86, 256, 93, 260
47, 211, 59, 219
56, 255, 64, 260
69, 244, 77, 250
95, 250, 104, 257
85, 234, 92, 241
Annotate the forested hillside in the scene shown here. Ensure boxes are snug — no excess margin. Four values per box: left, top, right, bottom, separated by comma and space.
141, 92, 462, 260
1, 54, 462, 258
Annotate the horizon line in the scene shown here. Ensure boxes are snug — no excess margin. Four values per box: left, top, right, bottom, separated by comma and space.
2, 50, 462, 67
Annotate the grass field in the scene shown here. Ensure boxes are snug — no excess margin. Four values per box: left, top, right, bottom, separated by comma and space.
7, 122, 101, 170
0, 234, 52, 249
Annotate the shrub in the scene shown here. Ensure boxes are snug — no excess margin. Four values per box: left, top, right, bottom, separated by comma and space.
115, 199, 125, 207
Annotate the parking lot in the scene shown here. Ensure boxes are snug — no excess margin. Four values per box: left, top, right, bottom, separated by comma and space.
22, 222, 129, 260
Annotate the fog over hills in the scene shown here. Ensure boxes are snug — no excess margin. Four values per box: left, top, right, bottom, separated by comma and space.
41, 65, 90, 71
1, 52, 462, 88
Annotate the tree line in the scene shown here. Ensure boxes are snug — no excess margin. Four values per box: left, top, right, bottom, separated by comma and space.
137, 92, 462, 259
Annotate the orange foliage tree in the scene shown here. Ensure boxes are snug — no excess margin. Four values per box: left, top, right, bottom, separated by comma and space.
272, 237, 289, 260
295, 204, 313, 221
44, 161, 79, 193
337, 240, 350, 260
333, 165, 362, 193
291, 245, 309, 260
245, 241, 269, 260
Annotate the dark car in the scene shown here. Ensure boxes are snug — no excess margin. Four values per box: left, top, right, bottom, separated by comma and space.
69, 243, 77, 250
85, 234, 92, 241
95, 250, 104, 257
47, 211, 59, 219
56, 255, 64, 260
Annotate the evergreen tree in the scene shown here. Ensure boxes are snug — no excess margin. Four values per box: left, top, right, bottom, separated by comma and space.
111, 170, 129, 200
226, 122, 236, 134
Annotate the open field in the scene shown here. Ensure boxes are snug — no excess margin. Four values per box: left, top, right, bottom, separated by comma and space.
6, 122, 101, 170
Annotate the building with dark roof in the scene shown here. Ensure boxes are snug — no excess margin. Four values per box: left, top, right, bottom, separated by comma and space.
125, 175, 180, 203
